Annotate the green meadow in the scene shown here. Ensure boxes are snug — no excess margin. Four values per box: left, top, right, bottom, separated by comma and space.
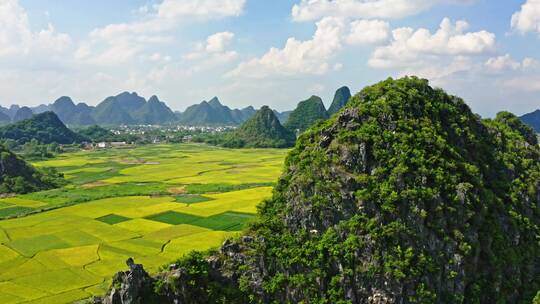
0, 144, 288, 304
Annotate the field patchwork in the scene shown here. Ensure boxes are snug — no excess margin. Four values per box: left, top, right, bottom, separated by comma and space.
0, 144, 288, 303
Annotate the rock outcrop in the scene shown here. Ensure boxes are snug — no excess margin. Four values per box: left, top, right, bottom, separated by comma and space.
98, 258, 156, 304
98, 77, 540, 303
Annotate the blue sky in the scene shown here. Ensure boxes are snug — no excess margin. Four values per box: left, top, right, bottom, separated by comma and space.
1, 0, 539, 117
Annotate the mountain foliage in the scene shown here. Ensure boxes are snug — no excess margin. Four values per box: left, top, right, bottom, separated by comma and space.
0, 112, 87, 144
50, 96, 96, 126
222, 106, 296, 148
520, 109, 540, 133
178, 97, 254, 126
0, 145, 64, 194
273, 110, 291, 123
77, 125, 117, 143
284, 95, 329, 133
132, 95, 177, 124
12, 106, 33, 122
100, 77, 540, 303
0, 111, 10, 124
92, 96, 136, 125
92, 92, 176, 125
327, 86, 351, 115
3, 105, 20, 119
3, 93, 298, 127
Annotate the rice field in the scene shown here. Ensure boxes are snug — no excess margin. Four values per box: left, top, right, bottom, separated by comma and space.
0, 144, 288, 303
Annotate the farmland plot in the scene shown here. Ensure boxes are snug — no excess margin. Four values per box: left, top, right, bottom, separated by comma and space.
0, 144, 287, 303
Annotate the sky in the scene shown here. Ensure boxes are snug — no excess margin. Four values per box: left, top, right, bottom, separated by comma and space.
0, 0, 539, 117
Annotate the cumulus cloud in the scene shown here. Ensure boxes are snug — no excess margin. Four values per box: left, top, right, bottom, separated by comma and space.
369, 18, 496, 68
492, 55, 540, 92
158, 0, 245, 19
346, 19, 390, 45
291, 0, 473, 21
183, 32, 238, 73
485, 54, 521, 72
205, 32, 235, 53
511, 0, 540, 34
228, 17, 345, 78
76, 0, 245, 66
0, 0, 71, 58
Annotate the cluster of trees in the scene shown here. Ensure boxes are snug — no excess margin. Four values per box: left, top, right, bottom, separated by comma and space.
0, 112, 86, 145
0, 139, 63, 161
0, 144, 65, 194
106, 77, 540, 303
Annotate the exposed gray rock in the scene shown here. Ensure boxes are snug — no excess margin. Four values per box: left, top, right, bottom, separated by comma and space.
100, 258, 155, 304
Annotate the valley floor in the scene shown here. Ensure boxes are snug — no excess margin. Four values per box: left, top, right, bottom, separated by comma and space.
0, 144, 288, 304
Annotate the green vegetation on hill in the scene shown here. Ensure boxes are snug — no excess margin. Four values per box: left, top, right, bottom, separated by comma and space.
0, 111, 10, 124
327, 86, 351, 115
50, 96, 96, 126
132, 95, 177, 124
284, 95, 329, 133
92, 93, 176, 125
77, 125, 117, 142
12, 106, 33, 122
0, 145, 64, 194
520, 109, 540, 133
105, 77, 540, 303
179, 97, 249, 126
92, 97, 135, 125
0, 112, 87, 144
223, 106, 296, 148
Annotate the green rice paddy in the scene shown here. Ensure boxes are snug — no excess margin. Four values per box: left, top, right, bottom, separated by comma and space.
0, 144, 288, 303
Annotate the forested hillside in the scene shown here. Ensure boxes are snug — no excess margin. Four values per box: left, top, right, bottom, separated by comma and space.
284, 95, 329, 132
99, 77, 540, 303
223, 106, 296, 148
0, 145, 64, 194
0, 112, 86, 144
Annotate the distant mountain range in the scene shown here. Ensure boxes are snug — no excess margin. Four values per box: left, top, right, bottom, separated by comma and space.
0, 92, 176, 127
0, 86, 352, 127
179, 97, 256, 126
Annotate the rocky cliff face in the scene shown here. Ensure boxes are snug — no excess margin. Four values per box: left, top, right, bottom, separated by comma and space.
98, 77, 540, 303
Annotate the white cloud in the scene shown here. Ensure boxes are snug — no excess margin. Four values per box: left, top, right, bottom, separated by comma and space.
183, 32, 238, 73
205, 32, 235, 53
511, 0, 540, 34
291, 0, 473, 22
77, 0, 246, 66
522, 57, 540, 69
485, 54, 520, 71
346, 19, 390, 45
484, 54, 540, 73
158, 0, 245, 19
369, 18, 495, 68
148, 52, 171, 62
0, 0, 71, 58
504, 77, 540, 92
490, 55, 540, 93
228, 17, 345, 78
398, 56, 473, 83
